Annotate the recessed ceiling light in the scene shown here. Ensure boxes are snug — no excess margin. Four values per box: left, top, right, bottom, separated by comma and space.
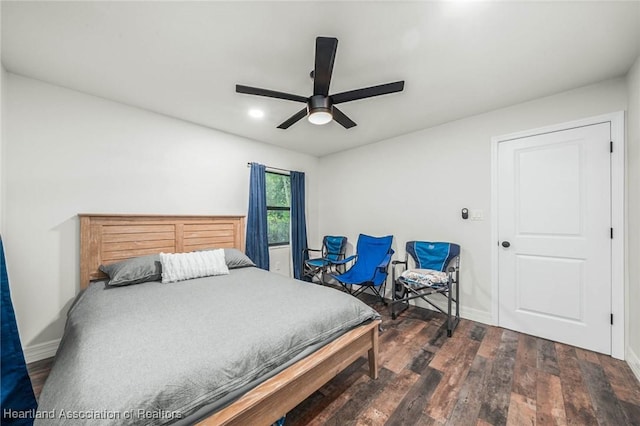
248, 109, 264, 119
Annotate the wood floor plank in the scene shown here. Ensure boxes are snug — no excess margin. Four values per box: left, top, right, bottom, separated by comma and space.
414, 413, 443, 425
536, 371, 567, 426
518, 334, 538, 368
446, 355, 490, 426
505, 392, 536, 426
578, 359, 629, 426
385, 367, 443, 426
384, 322, 430, 374
428, 331, 466, 372
537, 338, 560, 376
477, 326, 503, 359
427, 319, 472, 370
26, 357, 55, 400
378, 321, 425, 367
357, 368, 420, 425
512, 364, 537, 402
598, 353, 640, 405
325, 367, 396, 426
304, 373, 372, 426
469, 323, 487, 342
554, 343, 599, 426
398, 304, 442, 323
422, 320, 449, 355
477, 329, 519, 426
408, 347, 437, 375
575, 347, 600, 365
286, 357, 368, 426
426, 338, 481, 423
619, 399, 640, 426
513, 334, 538, 399
453, 318, 474, 338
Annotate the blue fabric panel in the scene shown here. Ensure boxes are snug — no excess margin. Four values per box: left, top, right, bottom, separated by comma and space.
1, 238, 37, 425
333, 234, 393, 287
246, 163, 270, 270
290, 171, 308, 280
324, 236, 346, 262
305, 259, 329, 268
407, 241, 460, 272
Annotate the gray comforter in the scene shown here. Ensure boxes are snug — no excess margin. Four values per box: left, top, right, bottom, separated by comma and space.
35, 267, 379, 425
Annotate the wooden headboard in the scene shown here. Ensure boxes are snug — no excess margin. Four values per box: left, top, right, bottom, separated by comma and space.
79, 214, 245, 289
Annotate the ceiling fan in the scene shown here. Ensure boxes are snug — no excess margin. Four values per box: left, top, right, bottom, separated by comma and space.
236, 37, 405, 129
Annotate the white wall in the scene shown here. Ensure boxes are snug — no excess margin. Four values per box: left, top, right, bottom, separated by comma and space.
1, 1, 4, 231
1, 66, 4, 231
626, 56, 640, 375
3, 73, 319, 353
319, 78, 628, 324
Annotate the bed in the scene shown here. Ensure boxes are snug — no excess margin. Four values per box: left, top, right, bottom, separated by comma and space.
35, 214, 380, 425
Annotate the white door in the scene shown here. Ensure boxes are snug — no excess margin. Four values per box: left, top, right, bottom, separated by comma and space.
498, 123, 611, 354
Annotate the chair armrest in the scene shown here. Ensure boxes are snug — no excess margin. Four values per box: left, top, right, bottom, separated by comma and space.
303, 248, 322, 254
330, 254, 356, 265
392, 256, 407, 283
377, 250, 394, 269
447, 256, 460, 283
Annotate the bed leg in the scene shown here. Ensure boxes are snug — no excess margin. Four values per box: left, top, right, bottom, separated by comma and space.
368, 324, 379, 379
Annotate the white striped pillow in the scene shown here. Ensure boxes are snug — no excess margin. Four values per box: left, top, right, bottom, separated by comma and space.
160, 249, 229, 283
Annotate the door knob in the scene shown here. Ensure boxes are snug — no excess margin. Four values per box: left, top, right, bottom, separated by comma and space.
501, 241, 511, 248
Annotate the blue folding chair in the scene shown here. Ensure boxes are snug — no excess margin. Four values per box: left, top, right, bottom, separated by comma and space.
390, 241, 461, 336
302, 235, 347, 283
329, 234, 394, 302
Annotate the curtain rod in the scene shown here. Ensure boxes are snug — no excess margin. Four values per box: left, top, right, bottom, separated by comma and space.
246, 163, 292, 174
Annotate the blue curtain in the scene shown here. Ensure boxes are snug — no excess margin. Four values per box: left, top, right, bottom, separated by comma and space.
290, 171, 308, 280
246, 163, 270, 270
1, 238, 37, 425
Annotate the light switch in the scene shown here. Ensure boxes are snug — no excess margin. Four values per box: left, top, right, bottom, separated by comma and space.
471, 209, 484, 221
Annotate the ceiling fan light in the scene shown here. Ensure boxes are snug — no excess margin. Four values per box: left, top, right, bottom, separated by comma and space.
308, 109, 332, 125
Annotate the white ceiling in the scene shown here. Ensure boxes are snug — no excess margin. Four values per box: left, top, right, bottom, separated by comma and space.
2, 1, 639, 157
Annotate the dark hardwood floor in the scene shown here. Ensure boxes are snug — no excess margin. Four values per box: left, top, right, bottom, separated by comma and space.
28, 298, 640, 425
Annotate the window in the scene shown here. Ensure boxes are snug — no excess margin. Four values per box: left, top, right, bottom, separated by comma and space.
266, 172, 291, 246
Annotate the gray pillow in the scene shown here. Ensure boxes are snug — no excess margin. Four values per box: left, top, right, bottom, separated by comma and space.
99, 254, 162, 286
223, 248, 256, 269
197, 248, 256, 269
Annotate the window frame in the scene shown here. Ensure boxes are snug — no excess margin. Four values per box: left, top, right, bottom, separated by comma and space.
265, 171, 291, 247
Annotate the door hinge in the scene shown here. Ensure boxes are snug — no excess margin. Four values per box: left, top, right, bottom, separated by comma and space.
611, 313, 614, 325
610, 141, 613, 153
611, 228, 613, 239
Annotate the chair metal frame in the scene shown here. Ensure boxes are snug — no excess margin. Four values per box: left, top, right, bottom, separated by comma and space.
390, 242, 460, 337
301, 235, 347, 284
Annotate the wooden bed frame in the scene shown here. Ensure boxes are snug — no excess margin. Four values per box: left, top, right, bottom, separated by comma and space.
78, 214, 380, 426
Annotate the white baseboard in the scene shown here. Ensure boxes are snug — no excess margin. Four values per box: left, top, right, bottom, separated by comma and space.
461, 306, 494, 326
24, 339, 60, 364
627, 345, 640, 383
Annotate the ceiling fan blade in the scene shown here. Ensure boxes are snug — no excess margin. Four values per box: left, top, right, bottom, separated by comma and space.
236, 85, 307, 103
331, 81, 405, 104
332, 107, 357, 129
277, 108, 308, 129
313, 37, 338, 97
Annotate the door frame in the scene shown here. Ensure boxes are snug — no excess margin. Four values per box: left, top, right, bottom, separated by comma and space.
490, 111, 625, 359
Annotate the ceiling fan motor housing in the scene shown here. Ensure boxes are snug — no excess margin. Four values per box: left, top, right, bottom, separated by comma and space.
308, 94, 332, 115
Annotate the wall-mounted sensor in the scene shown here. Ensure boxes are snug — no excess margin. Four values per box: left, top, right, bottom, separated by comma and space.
461, 208, 469, 220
